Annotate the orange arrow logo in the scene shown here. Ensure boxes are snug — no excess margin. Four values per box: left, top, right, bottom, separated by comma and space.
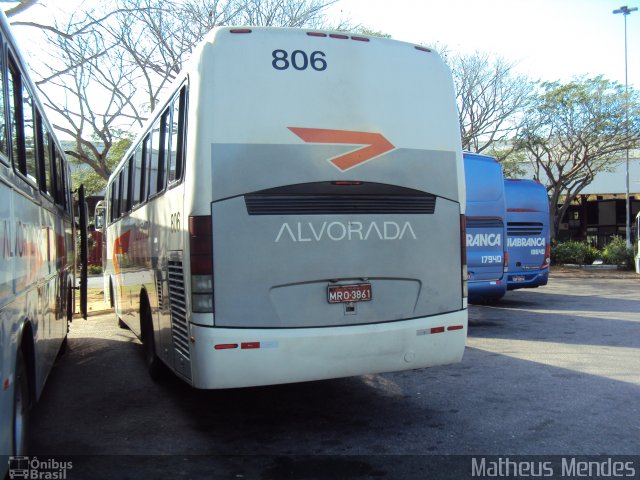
288, 127, 395, 171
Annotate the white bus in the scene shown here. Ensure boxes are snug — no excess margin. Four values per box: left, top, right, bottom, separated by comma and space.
102, 27, 467, 389
0, 10, 87, 470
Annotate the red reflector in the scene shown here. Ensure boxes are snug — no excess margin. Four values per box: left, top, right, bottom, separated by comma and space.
3, 378, 10, 391
431, 326, 445, 334
190, 215, 213, 275
333, 181, 363, 185
215, 344, 238, 350
189, 216, 212, 236
241, 342, 260, 349
190, 254, 213, 275
351, 36, 369, 42
329, 33, 349, 39
190, 241, 212, 256
415, 46, 431, 52
448, 325, 464, 331
307, 32, 327, 37
230, 29, 251, 34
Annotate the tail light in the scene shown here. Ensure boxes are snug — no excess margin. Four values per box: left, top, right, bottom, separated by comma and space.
189, 215, 213, 313
460, 214, 468, 298
541, 244, 551, 269
504, 250, 509, 273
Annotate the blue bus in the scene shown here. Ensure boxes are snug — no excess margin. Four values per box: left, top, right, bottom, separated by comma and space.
504, 179, 550, 289
463, 152, 507, 303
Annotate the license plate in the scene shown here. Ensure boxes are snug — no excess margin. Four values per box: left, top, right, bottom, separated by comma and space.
327, 283, 372, 303
512, 275, 525, 282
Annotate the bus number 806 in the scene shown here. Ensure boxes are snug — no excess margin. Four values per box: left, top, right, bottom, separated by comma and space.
272, 49, 327, 71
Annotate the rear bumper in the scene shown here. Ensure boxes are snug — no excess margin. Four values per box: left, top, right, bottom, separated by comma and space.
188, 309, 468, 389
506, 269, 549, 290
468, 281, 507, 301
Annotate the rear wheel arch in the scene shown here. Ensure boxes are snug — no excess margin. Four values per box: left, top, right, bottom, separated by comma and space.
109, 277, 115, 308
17, 321, 36, 408
139, 288, 165, 380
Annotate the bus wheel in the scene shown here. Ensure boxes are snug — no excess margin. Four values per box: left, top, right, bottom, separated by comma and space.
13, 351, 29, 455
141, 301, 165, 381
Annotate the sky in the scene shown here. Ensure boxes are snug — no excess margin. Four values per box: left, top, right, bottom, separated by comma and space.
3, 0, 640, 87
325, 0, 640, 87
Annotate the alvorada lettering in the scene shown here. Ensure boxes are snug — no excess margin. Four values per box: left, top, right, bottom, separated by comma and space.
275, 221, 417, 242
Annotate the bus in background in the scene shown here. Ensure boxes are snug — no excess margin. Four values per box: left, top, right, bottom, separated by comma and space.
101, 27, 467, 389
463, 152, 507, 304
504, 179, 550, 289
0, 10, 87, 472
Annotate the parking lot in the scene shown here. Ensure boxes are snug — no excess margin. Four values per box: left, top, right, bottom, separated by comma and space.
25, 270, 639, 478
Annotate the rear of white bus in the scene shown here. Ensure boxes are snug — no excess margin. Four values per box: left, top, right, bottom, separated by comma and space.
182, 27, 466, 388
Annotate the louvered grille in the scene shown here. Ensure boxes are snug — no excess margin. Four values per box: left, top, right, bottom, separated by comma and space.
466, 217, 504, 228
507, 222, 543, 236
168, 260, 189, 360
245, 194, 436, 215
156, 276, 164, 310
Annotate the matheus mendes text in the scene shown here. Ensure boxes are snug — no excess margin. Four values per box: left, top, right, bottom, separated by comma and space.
471, 457, 636, 478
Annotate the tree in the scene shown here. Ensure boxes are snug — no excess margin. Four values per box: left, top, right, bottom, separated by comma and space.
516, 76, 640, 240
72, 135, 133, 196
448, 51, 533, 159
4, 0, 39, 18
12, 0, 344, 184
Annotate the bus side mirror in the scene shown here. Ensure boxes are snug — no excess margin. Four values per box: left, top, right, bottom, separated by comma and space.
95, 212, 104, 230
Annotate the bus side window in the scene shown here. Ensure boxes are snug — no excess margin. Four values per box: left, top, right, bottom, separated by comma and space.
109, 182, 117, 223
36, 112, 53, 197
168, 88, 185, 184
7, 57, 21, 171
21, 84, 37, 185
8, 53, 37, 186
52, 147, 66, 209
0, 39, 7, 165
122, 157, 131, 214
157, 110, 169, 192
148, 123, 161, 197
133, 144, 145, 206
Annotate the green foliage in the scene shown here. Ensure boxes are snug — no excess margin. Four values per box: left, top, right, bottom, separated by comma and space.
551, 241, 600, 266
71, 136, 133, 194
350, 27, 391, 38
88, 265, 103, 275
514, 77, 640, 241
602, 236, 634, 268
494, 148, 528, 178
551, 238, 634, 269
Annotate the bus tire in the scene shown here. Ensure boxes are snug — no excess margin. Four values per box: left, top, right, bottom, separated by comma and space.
109, 279, 115, 308
141, 299, 165, 381
13, 350, 30, 456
